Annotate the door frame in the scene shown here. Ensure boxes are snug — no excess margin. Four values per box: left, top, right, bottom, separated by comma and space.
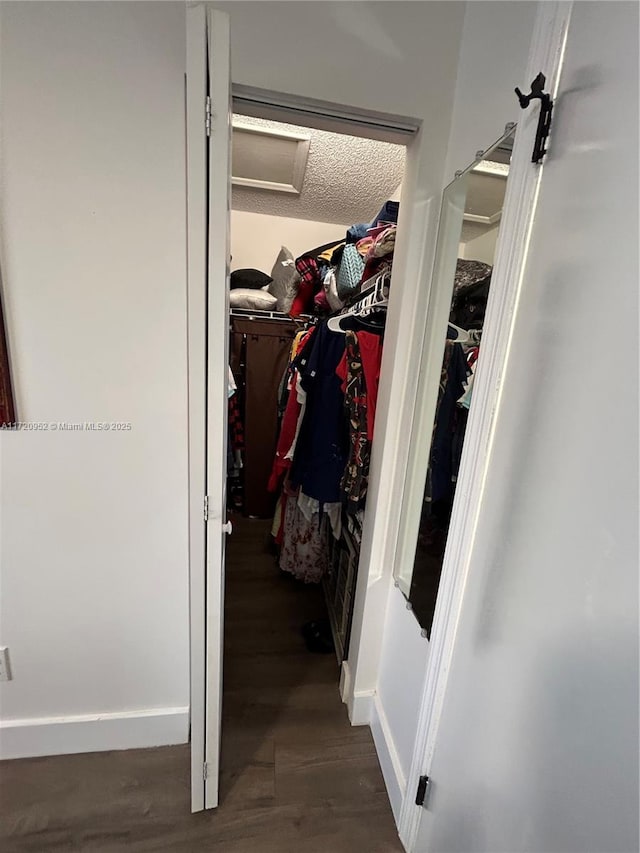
396, 3, 573, 849
190, 61, 437, 755
185, 0, 570, 822
185, 5, 467, 806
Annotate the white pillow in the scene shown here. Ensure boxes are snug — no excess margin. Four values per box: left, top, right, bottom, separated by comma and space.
229, 288, 278, 311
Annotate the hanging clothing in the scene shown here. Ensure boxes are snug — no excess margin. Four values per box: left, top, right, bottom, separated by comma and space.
228, 394, 244, 451
354, 331, 383, 441
297, 491, 342, 541
338, 331, 371, 513
290, 322, 348, 506
458, 346, 479, 410
334, 327, 384, 512
228, 366, 237, 398
268, 327, 316, 492
430, 342, 469, 504
230, 317, 296, 518
279, 485, 328, 584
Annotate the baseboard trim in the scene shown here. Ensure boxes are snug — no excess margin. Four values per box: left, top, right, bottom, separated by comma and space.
347, 687, 375, 726
0, 706, 189, 760
370, 694, 407, 824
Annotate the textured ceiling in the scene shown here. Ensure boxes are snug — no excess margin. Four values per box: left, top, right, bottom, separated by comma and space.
231, 115, 405, 226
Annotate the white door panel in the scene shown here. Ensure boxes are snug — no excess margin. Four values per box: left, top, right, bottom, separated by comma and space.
186, 2, 208, 815
204, 6, 232, 811
415, 2, 638, 851
186, 4, 231, 813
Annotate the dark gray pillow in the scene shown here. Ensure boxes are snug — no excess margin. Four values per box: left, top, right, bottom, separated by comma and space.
268, 246, 300, 313
230, 268, 273, 290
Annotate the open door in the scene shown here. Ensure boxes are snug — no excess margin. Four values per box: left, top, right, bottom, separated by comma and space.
186, 4, 231, 812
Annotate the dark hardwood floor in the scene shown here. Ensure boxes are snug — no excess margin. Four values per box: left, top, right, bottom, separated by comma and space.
0, 516, 402, 852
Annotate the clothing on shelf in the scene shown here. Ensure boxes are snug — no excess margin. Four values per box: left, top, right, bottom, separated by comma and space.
450, 260, 492, 330
284, 199, 399, 317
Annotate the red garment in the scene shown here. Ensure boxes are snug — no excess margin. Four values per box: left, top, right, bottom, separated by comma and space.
267, 370, 301, 491
228, 394, 244, 450
290, 278, 315, 316
268, 328, 315, 491
358, 332, 383, 440
337, 331, 383, 441
291, 256, 320, 316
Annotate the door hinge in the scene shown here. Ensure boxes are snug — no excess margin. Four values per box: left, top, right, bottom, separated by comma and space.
204, 495, 210, 522
203, 761, 209, 780
205, 95, 212, 137
415, 775, 431, 807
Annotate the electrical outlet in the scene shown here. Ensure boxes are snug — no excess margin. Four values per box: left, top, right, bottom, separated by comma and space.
0, 647, 12, 681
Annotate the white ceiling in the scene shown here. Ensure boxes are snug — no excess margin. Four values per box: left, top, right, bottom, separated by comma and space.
231, 114, 405, 226
461, 168, 509, 243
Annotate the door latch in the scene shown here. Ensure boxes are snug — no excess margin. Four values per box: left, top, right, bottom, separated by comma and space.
515, 71, 553, 164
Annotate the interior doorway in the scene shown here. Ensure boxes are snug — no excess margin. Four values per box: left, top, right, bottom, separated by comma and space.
219, 104, 409, 808
187, 7, 424, 810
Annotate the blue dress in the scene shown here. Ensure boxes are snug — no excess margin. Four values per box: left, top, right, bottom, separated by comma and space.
290, 322, 348, 506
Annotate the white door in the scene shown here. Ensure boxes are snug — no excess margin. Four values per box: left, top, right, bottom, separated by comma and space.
414, 2, 638, 851
186, 4, 231, 812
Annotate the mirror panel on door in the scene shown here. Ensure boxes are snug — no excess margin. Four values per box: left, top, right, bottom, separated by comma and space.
394, 128, 515, 636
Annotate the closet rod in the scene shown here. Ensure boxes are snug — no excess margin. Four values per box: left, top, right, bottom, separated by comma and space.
230, 308, 314, 323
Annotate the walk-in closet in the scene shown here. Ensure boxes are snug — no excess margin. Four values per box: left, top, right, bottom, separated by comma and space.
224, 115, 513, 693
225, 114, 404, 700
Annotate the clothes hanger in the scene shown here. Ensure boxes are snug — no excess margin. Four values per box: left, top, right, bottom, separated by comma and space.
327, 271, 390, 334
447, 322, 473, 344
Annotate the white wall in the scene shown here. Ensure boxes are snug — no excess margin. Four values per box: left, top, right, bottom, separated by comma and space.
230, 211, 345, 273
214, 1, 464, 125
460, 223, 500, 264
0, 1, 190, 757
444, 1, 539, 182
372, 0, 539, 817
418, 3, 639, 850
0, 0, 467, 760
0, 0, 541, 793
